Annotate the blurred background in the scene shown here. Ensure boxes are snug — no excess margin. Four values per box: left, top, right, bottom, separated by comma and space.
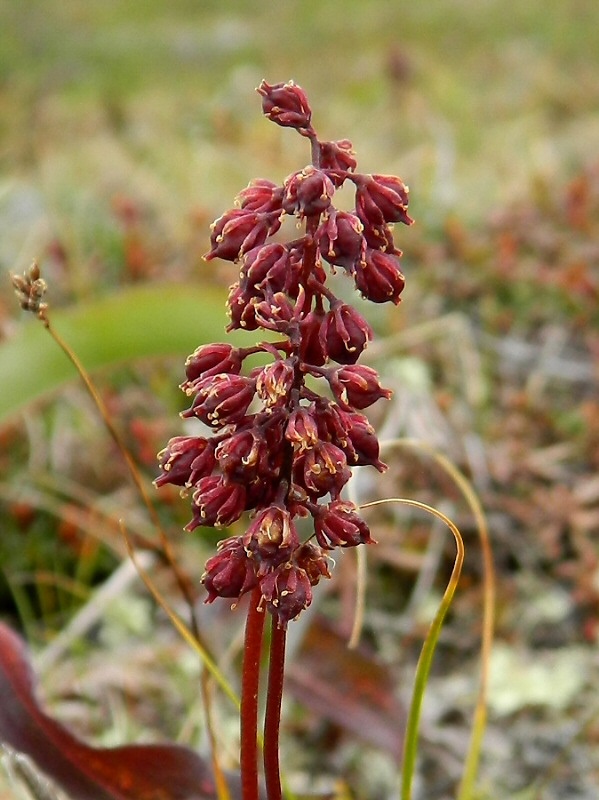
1, 1, 598, 798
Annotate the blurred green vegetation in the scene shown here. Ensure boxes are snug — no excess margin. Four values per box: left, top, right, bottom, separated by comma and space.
2, 0, 598, 237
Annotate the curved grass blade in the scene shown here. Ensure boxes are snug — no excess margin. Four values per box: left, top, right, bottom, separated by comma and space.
380, 438, 495, 800
360, 498, 464, 800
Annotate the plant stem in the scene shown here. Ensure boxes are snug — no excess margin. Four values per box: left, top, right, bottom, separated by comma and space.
241, 587, 266, 800
264, 618, 287, 800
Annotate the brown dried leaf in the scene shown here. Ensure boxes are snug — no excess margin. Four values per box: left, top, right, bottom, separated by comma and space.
286, 617, 404, 757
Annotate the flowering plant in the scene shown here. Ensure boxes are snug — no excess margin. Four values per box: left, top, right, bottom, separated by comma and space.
155, 80, 413, 800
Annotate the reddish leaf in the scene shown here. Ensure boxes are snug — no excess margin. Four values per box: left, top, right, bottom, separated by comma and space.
0, 622, 217, 799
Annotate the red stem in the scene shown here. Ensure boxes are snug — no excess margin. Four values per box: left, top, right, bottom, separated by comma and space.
263, 618, 287, 800
241, 587, 266, 800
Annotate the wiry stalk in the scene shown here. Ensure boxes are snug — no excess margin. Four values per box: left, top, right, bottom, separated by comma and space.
241, 588, 266, 800
264, 621, 287, 800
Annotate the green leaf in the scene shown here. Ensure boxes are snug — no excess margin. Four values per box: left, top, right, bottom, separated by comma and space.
0, 282, 247, 427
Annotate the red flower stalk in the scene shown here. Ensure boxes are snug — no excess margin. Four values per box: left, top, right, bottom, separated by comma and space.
155, 80, 413, 800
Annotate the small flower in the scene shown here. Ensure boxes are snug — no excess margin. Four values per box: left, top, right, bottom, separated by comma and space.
296, 441, 351, 498
182, 343, 242, 387
355, 248, 406, 305
227, 284, 261, 331
241, 244, 289, 293
205, 209, 280, 262
181, 373, 256, 428
283, 167, 335, 218
313, 500, 375, 549
155, 436, 215, 488
243, 505, 299, 568
318, 139, 357, 184
293, 541, 331, 584
188, 476, 246, 529
256, 359, 296, 407
202, 537, 258, 601
257, 80, 313, 132
328, 364, 392, 410
318, 210, 364, 271
237, 179, 284, 213
254, 291, 296, 332
311, 398, 348, 445
260, 563, 313, 628
285, 407, 319, 451
341, 410, 387, 470
215, 428, 268, 482
355, 174, 413, 227
321, 302, 373, 365
362, 221, 398, 253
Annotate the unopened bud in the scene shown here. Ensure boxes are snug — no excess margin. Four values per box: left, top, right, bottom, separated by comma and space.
318, 140, 357, 185
283, 167, 335, 218
256, 359, 295, 407
182, 373, 256, 428
188, 476, 246, 529
321, 303, 373, 365
257, 80, 313, 131
355, 249, 406, 305
328, 364, 392, 410
355, 174, 413, 227
182, 343, 242, 387
314, 500, 375, 549
202, 537, 258, 601
155, 436, 215, 488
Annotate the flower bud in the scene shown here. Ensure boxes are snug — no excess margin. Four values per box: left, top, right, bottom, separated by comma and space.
254, 291, 296, 331
237, 179, 284, 213
182, 343, 242, 387
260, 563, 313, 628
355, 174, 413, 227
285, 407, 319, 452
341, 411, 386, 470
155, 436, 214, 488
293, 541, 331, 584
318, 139, 357, 185
296, 441, 351, 498
355, 249, 405, 305
227, 284, 261, 331
257, 80, 312, 131
314, 500, 374, 549
318, 210, 364, 271
298, 306, 328, 367
328, 365, 392, 410
205, 209, 280, 262
241, 244, 289, 294
242, 505, 299, 568
283, 167, 335, 218
202, 537, 257, 601
362, 221, 398, 253
256, 359, 295, 407
321, 303, 373, 365
182, 373, 256, 428
187, 476, 246, 529
215, 428, 267, 482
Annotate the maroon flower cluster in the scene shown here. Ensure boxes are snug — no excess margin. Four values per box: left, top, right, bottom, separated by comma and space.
155, 81, 413, 627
